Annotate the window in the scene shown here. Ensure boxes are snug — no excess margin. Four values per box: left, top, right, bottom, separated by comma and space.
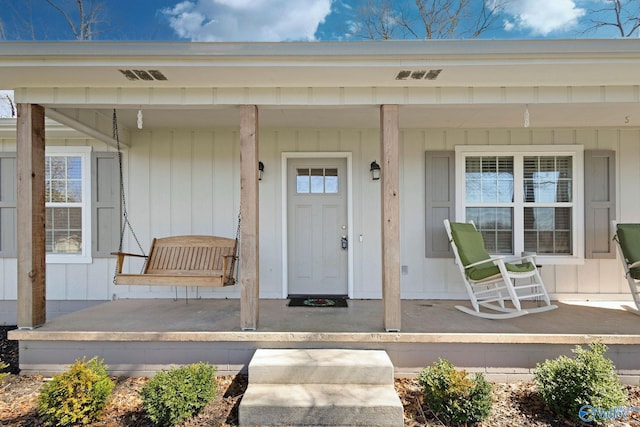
45, 147, 92, 263
456, 145, 583, 263
296, 168, 339, 194
0, 149, 118, 261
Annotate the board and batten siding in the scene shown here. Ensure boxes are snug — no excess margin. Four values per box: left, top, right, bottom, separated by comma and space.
1, 127, 639, 307
0, 137, 118, 308
404, 128, 638, 300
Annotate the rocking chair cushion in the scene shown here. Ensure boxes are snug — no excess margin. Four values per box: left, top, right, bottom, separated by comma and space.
450, 223, 536, 281
449, 229, 498, 280
616, 224, 640, 279
450, 229, 492, 266
467, 261, 535, 281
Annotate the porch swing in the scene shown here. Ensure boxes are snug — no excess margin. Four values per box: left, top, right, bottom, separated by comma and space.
110, 109, 239, 287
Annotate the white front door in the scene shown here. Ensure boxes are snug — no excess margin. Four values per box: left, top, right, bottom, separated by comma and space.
287, 158, 348, 296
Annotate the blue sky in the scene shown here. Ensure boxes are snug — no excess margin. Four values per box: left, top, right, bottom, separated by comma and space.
0, 0, 635, 42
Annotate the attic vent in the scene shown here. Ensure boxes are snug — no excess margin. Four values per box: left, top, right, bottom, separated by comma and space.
119, 69, 168, 81
395, 69, 442, 81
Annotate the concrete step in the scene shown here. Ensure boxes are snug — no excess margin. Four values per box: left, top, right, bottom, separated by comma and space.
239, 383, 404, 426
239, 349, 404, 426
248, 348, 394, 385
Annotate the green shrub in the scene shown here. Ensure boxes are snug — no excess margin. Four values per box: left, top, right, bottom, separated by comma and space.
534, 341, 627, 423
37, 356, 114, 426
0, 359, 9, 382
140, 362, 218, 426
418, 358, 492, 425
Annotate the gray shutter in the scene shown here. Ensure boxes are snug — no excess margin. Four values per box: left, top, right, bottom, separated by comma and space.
0, 153, 17, 257
584, 150, 616, 259
92, 152, 121, 257
425, 151, 455, 258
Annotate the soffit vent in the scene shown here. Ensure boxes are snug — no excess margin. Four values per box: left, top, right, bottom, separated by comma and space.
395, 69, 442, 81
119, 69, 168, 81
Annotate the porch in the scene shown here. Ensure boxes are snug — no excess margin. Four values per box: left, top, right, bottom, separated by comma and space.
8, 298, 640, 382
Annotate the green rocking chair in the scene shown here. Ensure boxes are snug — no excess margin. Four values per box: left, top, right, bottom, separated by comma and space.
444, 220, 557, 319
611, 221, 640, 316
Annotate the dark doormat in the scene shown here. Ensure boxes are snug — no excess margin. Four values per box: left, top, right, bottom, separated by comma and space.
288, 297, 348, 307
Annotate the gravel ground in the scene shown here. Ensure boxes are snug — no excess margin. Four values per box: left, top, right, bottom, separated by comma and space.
2, 326, 639, 426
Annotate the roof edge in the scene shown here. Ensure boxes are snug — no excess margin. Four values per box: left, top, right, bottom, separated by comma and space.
0, 39, 639, 60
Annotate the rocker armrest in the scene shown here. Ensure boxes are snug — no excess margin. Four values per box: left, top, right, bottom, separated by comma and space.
629, 260, 640, 269
464, 256, 504, 270
505, 254, 536, 264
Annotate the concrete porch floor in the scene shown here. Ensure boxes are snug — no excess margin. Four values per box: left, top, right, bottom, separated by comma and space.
8, 299, 640, 380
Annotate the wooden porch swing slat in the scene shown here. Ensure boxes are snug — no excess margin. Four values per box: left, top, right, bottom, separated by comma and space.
113, 235, 237, 287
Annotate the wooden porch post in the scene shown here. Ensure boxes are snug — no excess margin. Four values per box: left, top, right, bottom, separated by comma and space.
380, 105, 401, 332
16, 104, 46, 329
240, 105, 259, 330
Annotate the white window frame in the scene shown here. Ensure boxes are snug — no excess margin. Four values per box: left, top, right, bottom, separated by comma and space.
45, 146, 92, 264
455, 145, 584, 265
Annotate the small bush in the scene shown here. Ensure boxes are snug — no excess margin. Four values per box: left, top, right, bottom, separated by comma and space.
534, 341, 627, 423
0, 359, 9, 381
140, 362, 218, 426
418, 358, 492, 425
37, 356, 114, 426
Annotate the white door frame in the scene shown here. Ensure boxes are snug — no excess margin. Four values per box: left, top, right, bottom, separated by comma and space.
281, 152, 354, 298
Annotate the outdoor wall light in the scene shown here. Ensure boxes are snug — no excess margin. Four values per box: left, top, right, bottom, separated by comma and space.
370, 161, 381, 181
258, 161, 265, 181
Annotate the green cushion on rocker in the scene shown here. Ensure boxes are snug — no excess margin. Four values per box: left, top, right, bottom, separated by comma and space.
616, 224, 640, 279
449, 222, 535, 281
449, 226, 494, 279
449, 221, 477, 234
450, 229, 491, 266
467, 261, 535, 281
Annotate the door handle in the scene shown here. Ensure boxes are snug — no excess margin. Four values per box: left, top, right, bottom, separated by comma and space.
341, 236, 348, 250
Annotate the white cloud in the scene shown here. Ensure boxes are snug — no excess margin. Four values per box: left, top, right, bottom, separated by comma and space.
499, 0, 586, 35
502, 20, 515, 32
164, 0, 333, 41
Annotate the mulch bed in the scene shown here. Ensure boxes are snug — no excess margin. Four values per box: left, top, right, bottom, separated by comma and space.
0, 326, 19, 375
2, 325, 639, 426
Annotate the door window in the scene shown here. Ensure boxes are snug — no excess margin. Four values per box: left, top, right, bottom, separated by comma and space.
297, 168, 339, 194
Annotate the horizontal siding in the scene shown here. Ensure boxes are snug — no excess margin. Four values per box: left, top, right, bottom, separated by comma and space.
1, 128, 640, 302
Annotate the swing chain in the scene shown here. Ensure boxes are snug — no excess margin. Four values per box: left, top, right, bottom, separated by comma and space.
235, 212, 242, 242
112, 109, 147, 283
234, 212, 241, 283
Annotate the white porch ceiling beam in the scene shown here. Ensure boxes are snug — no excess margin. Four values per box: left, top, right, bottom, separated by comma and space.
16, 85, 639, 108
0, 119, 91, 139
44, 108, 130, 149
